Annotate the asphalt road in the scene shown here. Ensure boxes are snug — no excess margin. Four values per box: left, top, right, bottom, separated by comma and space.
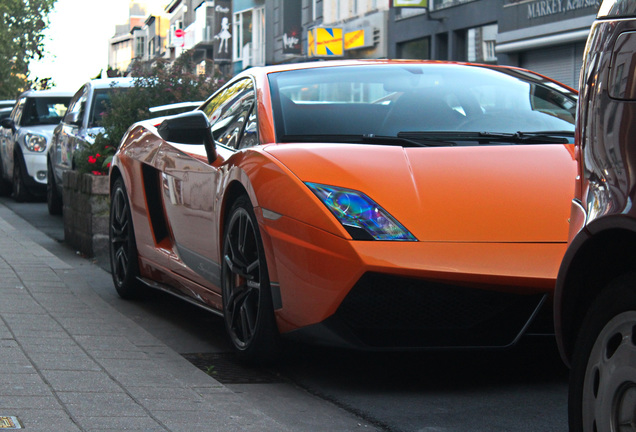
2, 196, 570, 432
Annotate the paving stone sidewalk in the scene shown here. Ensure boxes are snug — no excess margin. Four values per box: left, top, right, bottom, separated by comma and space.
0, 204, 291, 432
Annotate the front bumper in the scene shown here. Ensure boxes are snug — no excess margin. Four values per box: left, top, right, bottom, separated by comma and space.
261, 212, 565, 349
23, 152, 47, 187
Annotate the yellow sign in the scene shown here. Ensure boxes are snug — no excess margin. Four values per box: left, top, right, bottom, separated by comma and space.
308, 29, 316, 57
313, 28, 343, 56
344, 30, 365, 50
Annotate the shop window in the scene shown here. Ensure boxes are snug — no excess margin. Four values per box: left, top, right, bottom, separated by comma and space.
397, 37, 430, 59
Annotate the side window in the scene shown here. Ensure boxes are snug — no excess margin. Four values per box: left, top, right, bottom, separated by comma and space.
89, 89, 114, 127
202, 79, 256, 149
239, 108, 258, 149
64, 86, 88, 125
11, 98, 25, 125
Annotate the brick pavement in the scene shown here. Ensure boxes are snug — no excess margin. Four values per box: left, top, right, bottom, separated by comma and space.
0, 204, 291, 432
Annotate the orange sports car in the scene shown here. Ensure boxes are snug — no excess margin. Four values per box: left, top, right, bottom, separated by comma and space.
109, 60, 578, 361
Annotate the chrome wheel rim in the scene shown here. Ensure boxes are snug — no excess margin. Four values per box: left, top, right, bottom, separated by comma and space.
582, 311, 636, 432
222, 207, 262, 349
110, 187, 131, 287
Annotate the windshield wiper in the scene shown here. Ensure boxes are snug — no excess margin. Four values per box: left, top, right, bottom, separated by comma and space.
399, 131, 573, 145
479, 131, 573, 144
280, 134, 449, 147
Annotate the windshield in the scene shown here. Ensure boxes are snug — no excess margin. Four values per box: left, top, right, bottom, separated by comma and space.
268, 64, 576, 144
20, 96, 71, 126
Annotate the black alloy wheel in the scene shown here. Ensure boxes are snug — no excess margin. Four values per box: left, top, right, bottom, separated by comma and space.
12, 153, 33, 202
569, 277, 636, 432
46, 160, 62, 215
222, 195, 278, 363
109, 176, 143, 299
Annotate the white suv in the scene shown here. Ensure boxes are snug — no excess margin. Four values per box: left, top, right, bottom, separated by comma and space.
0, 90, 72, 201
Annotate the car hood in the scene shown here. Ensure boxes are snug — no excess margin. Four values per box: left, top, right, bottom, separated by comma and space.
17, 124, 57, 140
264, 143, 577, 243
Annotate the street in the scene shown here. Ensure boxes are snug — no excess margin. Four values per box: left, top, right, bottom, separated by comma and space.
2, 197, 570, 432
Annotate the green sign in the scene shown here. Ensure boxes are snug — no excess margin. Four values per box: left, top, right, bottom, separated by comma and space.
393, 0, 428, 7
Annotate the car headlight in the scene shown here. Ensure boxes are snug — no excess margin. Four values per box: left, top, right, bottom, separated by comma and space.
24, 133, 47, 152
306, 182, 417, 241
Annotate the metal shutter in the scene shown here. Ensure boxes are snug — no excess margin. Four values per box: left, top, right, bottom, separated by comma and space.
521, 42, 586, 89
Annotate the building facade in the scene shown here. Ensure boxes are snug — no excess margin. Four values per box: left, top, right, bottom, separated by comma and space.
164, 0, 233, 75
496, 0, 599, 88
389, 1, 502, 64
108, 0, 602, 90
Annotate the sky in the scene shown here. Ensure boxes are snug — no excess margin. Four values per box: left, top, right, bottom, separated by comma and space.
28, 0, 133, 92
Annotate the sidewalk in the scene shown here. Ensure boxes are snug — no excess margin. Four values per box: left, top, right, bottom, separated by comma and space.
0, 203, 293, 432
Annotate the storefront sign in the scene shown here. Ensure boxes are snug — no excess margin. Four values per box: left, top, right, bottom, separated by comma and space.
527, 0, 600, 19
308, 28, 344, 56
393, 0, 428, 7
344, 29, 373, 50
213, 0, 232, 61
345, 30, 365, 50
283, 0, 302, 54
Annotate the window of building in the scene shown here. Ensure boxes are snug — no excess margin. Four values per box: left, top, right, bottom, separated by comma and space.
233, 7, 265, 67
136, 36, 145, 58
467, 24, 497, 63
397, 37, 430, 59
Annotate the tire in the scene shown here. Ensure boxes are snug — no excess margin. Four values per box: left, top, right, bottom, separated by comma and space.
221, 195, 279, 363
46, 160, 62, 215
109, 176, 144, 299
568, 276, 636, 432
12, 153, 33, 202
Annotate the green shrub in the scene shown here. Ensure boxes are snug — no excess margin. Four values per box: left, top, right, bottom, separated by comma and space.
75, 51, 226, 175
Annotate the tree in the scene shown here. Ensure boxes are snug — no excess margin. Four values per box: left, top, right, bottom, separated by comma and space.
0, 0, 57, 99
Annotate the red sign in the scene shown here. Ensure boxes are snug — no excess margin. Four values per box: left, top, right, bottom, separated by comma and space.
175, 29, 185, 38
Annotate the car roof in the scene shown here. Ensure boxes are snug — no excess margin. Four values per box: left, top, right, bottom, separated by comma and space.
17, 89, 74, 98
85, 77, 135, 90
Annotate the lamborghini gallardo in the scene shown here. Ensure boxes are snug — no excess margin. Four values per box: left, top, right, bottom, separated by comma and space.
109, 60, 578, 361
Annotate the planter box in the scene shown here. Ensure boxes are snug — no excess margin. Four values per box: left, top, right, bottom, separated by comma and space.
63, 171, 110, 259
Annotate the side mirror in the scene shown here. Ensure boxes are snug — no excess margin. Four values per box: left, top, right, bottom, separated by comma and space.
1, 118, 15, 130
157, 111, 216, 164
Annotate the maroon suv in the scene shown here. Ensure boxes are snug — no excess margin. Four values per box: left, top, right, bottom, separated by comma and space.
555, 0, 636, 430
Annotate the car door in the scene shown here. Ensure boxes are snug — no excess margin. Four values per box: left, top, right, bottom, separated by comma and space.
157, 78, 257, 290
51, 85, 87, 182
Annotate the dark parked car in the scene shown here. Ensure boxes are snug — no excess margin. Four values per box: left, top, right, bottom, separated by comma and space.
554, 0, 636, 430
47, 77, 133, 214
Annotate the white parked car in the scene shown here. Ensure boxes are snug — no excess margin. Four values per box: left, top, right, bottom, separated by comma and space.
0, 90, 72, 201
47, 77, 134, 214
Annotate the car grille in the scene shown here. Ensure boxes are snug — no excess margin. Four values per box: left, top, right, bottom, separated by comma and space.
332, 272, 546, 348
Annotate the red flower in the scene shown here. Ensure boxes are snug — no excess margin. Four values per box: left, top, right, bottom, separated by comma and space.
88, 156, 97, 164
96, 153, 101, 158
92, 171, 104, 176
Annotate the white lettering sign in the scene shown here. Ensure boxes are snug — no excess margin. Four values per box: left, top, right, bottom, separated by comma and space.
283, 33, 300, 49
527, 0, 599, 18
